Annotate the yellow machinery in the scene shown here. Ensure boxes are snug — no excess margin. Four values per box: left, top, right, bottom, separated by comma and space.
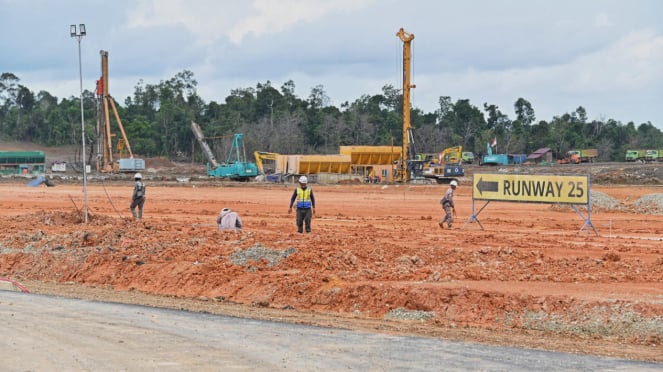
339, 146, 401, 165
396, 28, 416, 182
416, 147, 462, 167
395, 28, 463, 184
286, 155, 351, 174
96, 50, 144, 173
340, 146, 402, 183
438, 146, 463, 165
254, 151, 279, 174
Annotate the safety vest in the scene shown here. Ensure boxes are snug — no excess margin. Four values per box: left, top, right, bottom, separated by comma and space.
134, 181, 145, 198
296, 187, 312, 209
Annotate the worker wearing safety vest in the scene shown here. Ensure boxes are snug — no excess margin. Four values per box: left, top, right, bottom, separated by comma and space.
288, 176, 316, 234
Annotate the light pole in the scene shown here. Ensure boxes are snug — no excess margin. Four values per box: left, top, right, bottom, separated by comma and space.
70, 24, 88, 223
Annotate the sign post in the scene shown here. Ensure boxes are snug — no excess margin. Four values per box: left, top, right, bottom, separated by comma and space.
465, 173, 598, 235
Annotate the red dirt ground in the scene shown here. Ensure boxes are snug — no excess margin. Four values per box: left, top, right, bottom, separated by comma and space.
1, 175, 662, 361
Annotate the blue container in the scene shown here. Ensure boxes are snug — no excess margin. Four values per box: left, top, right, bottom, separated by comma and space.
511, 154, 527, 164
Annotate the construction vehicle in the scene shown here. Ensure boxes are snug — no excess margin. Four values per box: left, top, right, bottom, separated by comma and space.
438, 146, 462, 164
645, 149, 663, 162
558, 149, 598, 164
191, 121, 258, 180
415, 150, 455, 167
572, 149, 598, 162
625, 149, 647, 162
253, 151, 281, 182
419, 146, 465, 183
557, 153, 578, 164
395, 27, 416, 182
481, 143, 511, 165
421, 152, 464, 183
254, 151, 279, 174
461, 151, 475, 164
395, 28, 463, 184
96, 50, 144, 173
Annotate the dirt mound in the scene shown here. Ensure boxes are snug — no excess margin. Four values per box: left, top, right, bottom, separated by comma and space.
632, 193, 663, 215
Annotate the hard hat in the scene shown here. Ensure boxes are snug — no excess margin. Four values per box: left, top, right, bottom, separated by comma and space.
134, 173, 142, 180
450, 180, 458, 186
298, 176, 308, 184
222, 208, 230, 213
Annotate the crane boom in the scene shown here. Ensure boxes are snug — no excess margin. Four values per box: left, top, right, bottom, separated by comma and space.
191, 121, 219, 168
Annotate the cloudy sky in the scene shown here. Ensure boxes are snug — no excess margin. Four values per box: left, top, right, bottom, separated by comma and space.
1, 0, 662, 129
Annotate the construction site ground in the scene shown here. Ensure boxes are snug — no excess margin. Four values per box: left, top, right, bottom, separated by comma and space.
1, 155, 663, 363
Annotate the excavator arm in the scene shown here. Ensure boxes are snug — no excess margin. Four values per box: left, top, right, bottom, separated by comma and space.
254, 151, 279, 174
438, 146, 462, 164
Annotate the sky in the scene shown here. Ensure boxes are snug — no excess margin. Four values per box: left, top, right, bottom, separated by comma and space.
1, 0, 662, 130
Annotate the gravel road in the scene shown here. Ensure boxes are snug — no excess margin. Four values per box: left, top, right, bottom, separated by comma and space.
1, 291, 660, 371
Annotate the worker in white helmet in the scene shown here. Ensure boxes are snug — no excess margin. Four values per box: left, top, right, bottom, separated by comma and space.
439, 180, 458, 229
130, 173, 146, 219
288, 175, 316, 233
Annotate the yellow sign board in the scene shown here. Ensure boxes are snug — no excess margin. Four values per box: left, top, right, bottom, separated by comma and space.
473, 173, 589, 204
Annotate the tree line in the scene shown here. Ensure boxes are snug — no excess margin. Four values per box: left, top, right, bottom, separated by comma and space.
1, 70, 662, 164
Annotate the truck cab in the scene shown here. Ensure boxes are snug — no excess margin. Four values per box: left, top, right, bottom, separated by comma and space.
625, 150, 646, 162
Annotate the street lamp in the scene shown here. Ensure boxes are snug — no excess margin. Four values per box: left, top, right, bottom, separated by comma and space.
70, 24, 88, 223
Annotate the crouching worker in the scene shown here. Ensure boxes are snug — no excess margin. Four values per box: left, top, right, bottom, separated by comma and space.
217, 208, 243, 232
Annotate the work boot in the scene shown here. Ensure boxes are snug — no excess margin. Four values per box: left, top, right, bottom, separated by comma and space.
448, 223, 452, 229
438, 221, 444, 229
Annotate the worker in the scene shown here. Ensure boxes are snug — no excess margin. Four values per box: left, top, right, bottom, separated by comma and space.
288, 176, 316, 234
439, 180, 457, 229
130, 173, 146, 219
217, 207, 243, 232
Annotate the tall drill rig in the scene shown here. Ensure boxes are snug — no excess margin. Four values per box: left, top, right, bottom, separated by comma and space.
95, 50, 144, 173
396, 28, 416, 182
395, 28, 464, 184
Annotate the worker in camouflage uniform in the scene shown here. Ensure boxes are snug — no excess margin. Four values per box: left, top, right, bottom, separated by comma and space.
439, 180, 457, 229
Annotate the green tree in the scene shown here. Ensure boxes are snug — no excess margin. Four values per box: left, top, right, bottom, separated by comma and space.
449, 99, 485, 150
514, 97, 535, 127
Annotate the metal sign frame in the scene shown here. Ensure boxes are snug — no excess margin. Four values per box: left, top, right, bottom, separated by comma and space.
464, 172, 598, 235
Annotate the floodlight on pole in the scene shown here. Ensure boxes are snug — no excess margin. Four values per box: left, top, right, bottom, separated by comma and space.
70, 23, 88, 223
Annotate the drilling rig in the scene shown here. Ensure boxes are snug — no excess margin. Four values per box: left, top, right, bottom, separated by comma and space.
95, 50, 144, 173
191, 121, 258, 181
395, 28, 463, 184
395, 28, 417, 182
